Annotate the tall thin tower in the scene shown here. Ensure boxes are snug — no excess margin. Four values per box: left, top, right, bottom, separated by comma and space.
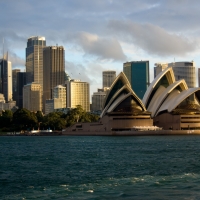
43, 46, 65, 111
26, 36, 46, 91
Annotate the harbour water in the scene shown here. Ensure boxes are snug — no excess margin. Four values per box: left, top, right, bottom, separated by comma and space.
1, 135, 200, 199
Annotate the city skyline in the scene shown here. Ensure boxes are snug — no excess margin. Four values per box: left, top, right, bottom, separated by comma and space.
1, 0, 200, 95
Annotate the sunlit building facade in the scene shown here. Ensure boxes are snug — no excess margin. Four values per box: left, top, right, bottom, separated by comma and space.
66, 80, 90, 112
23, 82, 42, 112
26, 36, 46, 90
43, 46, 65, 111
53, 85, 66, 108
168, 61, 196, 88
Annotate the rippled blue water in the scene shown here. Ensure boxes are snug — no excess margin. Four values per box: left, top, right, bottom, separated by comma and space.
1, 135, 200, 199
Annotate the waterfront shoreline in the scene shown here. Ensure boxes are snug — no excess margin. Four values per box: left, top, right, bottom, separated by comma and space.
1, 129, 200, 136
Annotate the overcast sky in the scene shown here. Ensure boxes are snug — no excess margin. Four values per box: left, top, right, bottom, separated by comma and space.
1, 0, 200, 96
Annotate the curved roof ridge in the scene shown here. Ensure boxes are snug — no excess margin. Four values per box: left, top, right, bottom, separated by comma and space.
142, 66, 175, 107
168, 87, 200, 112
151, 79, 188, 117
107, 93, 130, 113
147, 85, 166, 117
100, 85, 131, 118
102, 72, 131, 109
100, 83, 146, 118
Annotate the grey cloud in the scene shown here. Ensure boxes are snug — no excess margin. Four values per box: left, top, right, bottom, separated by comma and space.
108, 20, 198, 57
65, 61, 105, 94
8, 52, 25, 69
67, 32, 127, 61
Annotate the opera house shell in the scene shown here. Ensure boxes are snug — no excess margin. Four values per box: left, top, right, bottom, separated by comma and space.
64, 72, 153, 133
143, 67, 200, 130
63, 67, 200, 135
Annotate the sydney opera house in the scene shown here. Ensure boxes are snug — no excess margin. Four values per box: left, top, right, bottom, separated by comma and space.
63, 66, 200, 135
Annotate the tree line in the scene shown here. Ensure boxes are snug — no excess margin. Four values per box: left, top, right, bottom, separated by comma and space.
0, 105, 99, 132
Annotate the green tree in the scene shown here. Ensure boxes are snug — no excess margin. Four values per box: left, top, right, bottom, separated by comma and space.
0, 110, 13, 130
12, 108, 38, 131
65, 105, 99, 127
44, 112, 66, 130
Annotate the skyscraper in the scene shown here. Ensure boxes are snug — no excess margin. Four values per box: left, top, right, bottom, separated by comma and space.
12, 69, 20, 101
168, 61, 196, 88
26, 36, 46, 89
0, 58, 12, 102
102, 70, 116, 88
43, 46, 65, 111
123, 61, 150, 99
16, 72, 26, 108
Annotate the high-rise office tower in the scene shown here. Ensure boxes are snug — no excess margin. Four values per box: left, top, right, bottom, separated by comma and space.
154, 63, 168, 78
168, 61, 196, 88
23, 82, 42, 112
102, 70, 116, 89
43, 46, 65, 111
123, 61, 150, 99
12, 69, 20, 101
26, 36, 46, 90
66, 79, 90, 112
0, 57, 12, 102
16, 72, 26, 108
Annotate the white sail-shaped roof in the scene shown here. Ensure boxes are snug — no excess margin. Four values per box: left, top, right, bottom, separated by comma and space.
101, 84, 137, 118
157, 87, 200, 115
142, 67, 175, 109
168, 87, 200, 112
102, 72, 131, 109
100, 72, 147, 118
148, 80, 188, 117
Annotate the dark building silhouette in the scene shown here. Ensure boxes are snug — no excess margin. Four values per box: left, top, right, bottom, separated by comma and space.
12, 69, 20, 101
0, 58, 12, 102
16, 72, 26, 108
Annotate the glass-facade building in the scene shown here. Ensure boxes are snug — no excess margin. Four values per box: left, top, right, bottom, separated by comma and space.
0, 59, 12, 102
168, 61, 196, 88
123, 61, 150, 99
26, 36, 46, 91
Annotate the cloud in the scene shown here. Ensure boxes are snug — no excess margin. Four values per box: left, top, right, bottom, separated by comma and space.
108, 20, 198, 57
67, 32, 127, 61
8, 52, 25, 69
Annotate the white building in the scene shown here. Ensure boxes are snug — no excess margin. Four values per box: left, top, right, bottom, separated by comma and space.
154, 61, 196, 88
66, 79, 90, 112
23, 82, 42, 112
53, 85, 66, 108
168, 61, 196, 88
